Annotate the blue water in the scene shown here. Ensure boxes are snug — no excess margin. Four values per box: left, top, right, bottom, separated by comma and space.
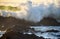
23, 26, 60, 39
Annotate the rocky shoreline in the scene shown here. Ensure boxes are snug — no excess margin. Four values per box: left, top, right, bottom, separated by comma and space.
0, 16, 60, 30
0, 26, 60, 39
0, 31, 45, 39
0, 16, 60, 39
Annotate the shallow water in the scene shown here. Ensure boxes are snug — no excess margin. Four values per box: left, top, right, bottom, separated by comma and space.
0, 31, 6, 38
23, 26, 60, 39
0, 26, 60, 39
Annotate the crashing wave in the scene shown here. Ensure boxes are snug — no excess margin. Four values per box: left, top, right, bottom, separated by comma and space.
0, 0, 60, 22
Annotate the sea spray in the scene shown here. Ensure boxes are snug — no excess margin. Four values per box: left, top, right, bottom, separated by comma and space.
0, 0, 60, 22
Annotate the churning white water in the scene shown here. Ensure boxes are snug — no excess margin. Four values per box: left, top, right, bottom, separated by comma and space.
23, 26, 60, 39
0, 31, 6, 38
0, 0, 60, 22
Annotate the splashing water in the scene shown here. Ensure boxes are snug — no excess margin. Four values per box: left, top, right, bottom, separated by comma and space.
0, 0, 60, 22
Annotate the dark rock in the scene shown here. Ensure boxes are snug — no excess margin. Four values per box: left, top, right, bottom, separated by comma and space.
0, 31, 45, 39
38, 17, 60, 26
0, 16, 60, 32
46, 29, 59, 33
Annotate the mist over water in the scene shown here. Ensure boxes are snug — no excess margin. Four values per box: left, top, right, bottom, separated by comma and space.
0, 0, 60, 22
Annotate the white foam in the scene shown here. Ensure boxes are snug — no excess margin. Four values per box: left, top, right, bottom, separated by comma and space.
0, 31, 6, 38
0, 0, 60, 22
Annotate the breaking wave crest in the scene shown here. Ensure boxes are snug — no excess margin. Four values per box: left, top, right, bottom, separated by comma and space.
0, 0, 60, 22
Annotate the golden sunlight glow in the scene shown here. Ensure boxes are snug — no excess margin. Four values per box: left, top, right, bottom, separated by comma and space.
0, 0, 27, 3
0, 0, 28, 6
0, 0, 59, 7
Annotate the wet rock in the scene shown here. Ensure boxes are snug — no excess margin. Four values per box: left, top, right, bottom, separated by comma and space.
0, 31, 45, 39
0, 16, 60, 39
39, 36, 45, 39
46, 29, 59, 33
38, 17, 60, 26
